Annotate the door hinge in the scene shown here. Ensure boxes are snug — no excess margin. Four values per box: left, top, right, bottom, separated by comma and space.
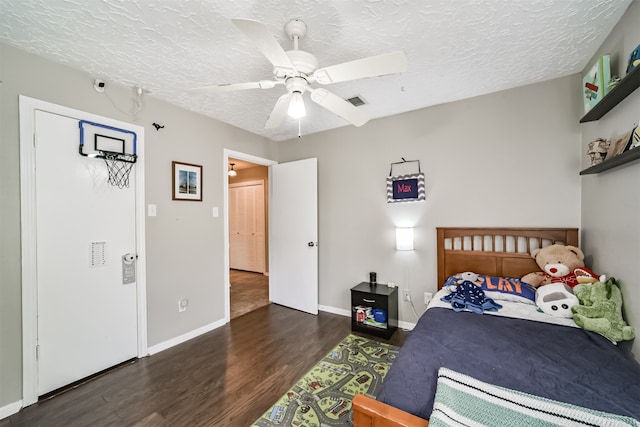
36, 345, 40, 360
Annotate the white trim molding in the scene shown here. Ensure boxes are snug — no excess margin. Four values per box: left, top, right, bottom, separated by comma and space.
222, 149, 277, 324
0, 400, 23, 420
147, 319, 226, 355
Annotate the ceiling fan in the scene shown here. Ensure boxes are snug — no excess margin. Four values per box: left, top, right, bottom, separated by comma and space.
197, 18, 408, 129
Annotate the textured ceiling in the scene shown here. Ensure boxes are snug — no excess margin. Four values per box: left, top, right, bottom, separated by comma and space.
0, 0, 632, 141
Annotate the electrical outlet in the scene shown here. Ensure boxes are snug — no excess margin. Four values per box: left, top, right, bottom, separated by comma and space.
403, 289, 411, 302
424, 292, 433, 305
178, 298, 188, 312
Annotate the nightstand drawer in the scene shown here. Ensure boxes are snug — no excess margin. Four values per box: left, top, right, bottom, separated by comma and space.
352, 292, 386, 307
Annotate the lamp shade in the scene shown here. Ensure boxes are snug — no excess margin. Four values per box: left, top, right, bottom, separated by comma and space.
396, 227, 414, 251
288, 91, 306, 118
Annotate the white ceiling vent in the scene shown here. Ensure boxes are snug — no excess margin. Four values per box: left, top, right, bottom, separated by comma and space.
346, 96, 367, 107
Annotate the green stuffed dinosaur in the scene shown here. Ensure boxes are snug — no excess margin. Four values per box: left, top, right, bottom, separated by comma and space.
572, 277, 635, 343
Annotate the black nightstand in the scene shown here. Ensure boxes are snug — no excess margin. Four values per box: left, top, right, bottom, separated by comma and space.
351, 282, 398, 339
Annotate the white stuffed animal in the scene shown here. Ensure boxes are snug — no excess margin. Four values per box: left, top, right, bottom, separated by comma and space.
535, 283, 579, 318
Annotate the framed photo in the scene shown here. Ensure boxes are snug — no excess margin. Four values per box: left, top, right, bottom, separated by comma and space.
605, 130, 633, 160
172, 161, 202, 201
630, 125, 640, 150
386, 173, 426, 203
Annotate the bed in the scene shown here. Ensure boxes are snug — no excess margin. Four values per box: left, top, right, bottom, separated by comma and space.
353, 227, 640, 426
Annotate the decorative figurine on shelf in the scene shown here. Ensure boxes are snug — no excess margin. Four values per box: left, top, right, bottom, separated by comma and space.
588, 138, 610, 166
607, 76, 621, 91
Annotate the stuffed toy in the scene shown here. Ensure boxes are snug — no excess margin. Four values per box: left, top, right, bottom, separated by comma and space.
535, 283, 579, 318
441, 273, 502, 314
521, 244, 585, 288
572, 278, 635, 343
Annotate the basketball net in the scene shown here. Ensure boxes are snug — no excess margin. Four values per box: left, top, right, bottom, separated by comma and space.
101, 152, 137, 189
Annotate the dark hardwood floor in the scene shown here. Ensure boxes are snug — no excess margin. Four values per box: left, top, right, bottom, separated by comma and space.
2, 304, 408, 427
230, 269, 270, 319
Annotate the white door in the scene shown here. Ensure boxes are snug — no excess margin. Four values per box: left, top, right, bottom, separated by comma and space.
229, 182, 266, 272
35, 110, 138, 395
270, 158, 318, 314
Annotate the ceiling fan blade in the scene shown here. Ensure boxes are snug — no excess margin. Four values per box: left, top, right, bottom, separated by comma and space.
313, 51, 407, 85
265, 93, 292, 129
309, 88, 369, 127
191, 80, 277, 93
232, 19, 296, 73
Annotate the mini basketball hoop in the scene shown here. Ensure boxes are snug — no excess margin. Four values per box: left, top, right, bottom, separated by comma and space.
78, 120, 138, 189
101, 151, 137, 188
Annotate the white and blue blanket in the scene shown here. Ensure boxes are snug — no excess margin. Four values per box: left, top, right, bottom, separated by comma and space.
430, 367, 639, 426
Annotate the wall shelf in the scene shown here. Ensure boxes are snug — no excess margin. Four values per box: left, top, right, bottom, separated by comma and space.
580, 146, 640, 175
580, 66, 640, 123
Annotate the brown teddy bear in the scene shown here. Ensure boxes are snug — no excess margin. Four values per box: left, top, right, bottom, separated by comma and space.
521, 244, 585, 288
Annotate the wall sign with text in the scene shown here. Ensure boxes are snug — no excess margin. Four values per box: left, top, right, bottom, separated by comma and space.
386, 172, 425, 203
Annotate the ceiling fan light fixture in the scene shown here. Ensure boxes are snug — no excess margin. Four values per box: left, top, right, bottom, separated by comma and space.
228, 163, 237, 177
288, 91, 306, 118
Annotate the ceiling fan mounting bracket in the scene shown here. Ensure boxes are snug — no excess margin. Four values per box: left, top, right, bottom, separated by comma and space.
285, 19, 307, 41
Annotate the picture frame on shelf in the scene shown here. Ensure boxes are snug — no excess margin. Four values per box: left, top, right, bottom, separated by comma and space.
605, 130, 633, 160
172, 161, 203, 201
629, 125, 640, 150
583, 55, 611, 114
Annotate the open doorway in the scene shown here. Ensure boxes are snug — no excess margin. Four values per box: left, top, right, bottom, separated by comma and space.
228, 157, 270, 319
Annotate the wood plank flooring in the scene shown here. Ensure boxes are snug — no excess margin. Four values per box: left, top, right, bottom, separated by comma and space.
230, 269, 270, 319
2, 304, 408, 427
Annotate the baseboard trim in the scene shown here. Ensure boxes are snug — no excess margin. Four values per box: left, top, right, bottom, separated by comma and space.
0, 400, 22, 420
318, 305, 350, 317
319, 305, 416, 331
147, 318, 226, 355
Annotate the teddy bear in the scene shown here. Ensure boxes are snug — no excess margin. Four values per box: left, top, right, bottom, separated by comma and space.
521, 244, 585, 288
571, 278, 635, 343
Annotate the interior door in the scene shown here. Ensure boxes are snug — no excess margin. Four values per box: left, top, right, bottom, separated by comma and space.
270, 158, 318, 314
229, 182, 266, 273
35, 110, 138, 395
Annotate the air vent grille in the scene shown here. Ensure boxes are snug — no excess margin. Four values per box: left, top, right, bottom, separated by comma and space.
346, 96, 366, 107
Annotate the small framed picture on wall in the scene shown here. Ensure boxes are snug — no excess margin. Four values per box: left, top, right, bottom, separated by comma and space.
172, 161, 202, 201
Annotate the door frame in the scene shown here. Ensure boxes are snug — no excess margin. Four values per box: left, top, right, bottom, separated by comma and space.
223, 149, 276, 322
19, 96, 148, 406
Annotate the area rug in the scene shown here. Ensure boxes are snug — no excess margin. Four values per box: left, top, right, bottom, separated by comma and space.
251, 334, 399, 427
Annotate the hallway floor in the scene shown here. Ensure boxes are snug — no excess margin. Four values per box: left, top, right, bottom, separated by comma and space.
230, 269, 270, 319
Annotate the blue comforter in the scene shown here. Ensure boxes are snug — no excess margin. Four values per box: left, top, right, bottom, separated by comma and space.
376, 307, 640, 420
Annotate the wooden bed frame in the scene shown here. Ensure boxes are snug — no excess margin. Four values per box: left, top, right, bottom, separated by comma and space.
352, 227, 578, 427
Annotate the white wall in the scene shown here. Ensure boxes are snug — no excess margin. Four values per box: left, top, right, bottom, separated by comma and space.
0, 43, 277, 408
580, 0, 640, 357
277, 75, 582, 325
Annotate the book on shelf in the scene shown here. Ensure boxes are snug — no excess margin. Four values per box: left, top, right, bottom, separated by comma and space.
583, 55, 611, 114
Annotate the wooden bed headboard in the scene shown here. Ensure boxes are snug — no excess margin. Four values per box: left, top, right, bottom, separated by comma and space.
436, 227, 578, 288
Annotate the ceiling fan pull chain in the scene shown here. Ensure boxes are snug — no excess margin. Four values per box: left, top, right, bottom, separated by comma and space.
298, 118, 302, 138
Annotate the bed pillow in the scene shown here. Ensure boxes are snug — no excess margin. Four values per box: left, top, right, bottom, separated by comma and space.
444, 273, 536, 305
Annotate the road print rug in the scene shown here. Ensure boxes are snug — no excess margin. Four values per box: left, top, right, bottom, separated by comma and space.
251, 334, 399, 427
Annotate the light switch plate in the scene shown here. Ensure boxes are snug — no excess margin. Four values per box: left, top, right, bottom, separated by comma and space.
148, 204, 157, 217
